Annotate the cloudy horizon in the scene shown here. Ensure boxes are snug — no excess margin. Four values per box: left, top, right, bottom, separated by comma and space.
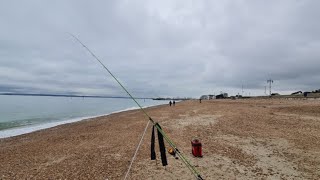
1, 0, 320, 98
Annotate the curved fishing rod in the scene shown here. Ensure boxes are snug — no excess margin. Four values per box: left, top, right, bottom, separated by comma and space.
69, 34, 204, 180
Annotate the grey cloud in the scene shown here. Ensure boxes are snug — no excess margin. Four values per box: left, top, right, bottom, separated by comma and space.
1, 0, 320, 97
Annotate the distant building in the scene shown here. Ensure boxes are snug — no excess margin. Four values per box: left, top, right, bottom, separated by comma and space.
215, 94, 224, 99
200, 95, 208, 100
214, 93, 229, 99
291, 91, 302, 95
236, 94, 242, 98
271, 93, 280, 96
208, 94, 215, 99
201, 93, 228, 100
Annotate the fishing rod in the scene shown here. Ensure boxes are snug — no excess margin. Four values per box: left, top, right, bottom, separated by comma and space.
70, 34, 204, 180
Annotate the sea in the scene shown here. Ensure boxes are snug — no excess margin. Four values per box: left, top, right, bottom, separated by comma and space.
0, 95, 166, 138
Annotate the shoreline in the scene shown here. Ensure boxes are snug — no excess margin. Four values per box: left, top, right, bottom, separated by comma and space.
0, 103, 165, 139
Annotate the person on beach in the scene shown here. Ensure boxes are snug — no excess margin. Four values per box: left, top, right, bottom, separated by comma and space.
169, 101, 172, 106
173, 100, 175, 106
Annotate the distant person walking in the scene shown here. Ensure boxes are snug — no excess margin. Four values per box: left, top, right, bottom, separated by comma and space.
169, 101, 172, 106
173, 100, 176, 106
199, 99, 202, 103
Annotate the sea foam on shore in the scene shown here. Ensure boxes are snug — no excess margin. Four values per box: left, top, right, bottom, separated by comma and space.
0, 105, 160, 139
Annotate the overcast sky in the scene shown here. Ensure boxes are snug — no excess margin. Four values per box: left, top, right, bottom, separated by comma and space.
0, 0, 319, 97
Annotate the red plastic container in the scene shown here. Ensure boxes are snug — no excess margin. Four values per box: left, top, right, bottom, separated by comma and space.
191, 139, 203, 157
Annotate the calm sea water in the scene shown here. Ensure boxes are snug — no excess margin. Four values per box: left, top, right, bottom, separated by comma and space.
0, 95, 165, 138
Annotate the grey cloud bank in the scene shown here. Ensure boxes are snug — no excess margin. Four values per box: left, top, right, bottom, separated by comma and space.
0, 0, 319, 97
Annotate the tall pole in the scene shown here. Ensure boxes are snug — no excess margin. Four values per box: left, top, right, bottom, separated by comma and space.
267, 79, 273, 96
242, 85, 244, 96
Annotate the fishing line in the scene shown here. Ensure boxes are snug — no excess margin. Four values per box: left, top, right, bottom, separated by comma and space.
69, 33, 203, 180
124, 120, 151, 180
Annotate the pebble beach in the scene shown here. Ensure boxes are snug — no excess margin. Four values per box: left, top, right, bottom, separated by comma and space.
1, 99, 320, 179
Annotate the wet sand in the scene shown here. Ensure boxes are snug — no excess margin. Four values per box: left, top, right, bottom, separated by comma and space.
1, 99, 320, 179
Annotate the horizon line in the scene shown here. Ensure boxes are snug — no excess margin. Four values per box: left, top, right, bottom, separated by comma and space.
0, 92, 154, 99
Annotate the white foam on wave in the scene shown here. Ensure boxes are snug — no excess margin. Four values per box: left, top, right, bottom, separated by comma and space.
0, 103, 164, 139
0, 115, 102, 139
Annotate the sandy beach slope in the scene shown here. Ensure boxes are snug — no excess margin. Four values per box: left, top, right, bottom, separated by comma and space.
1, 99, 320, 179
